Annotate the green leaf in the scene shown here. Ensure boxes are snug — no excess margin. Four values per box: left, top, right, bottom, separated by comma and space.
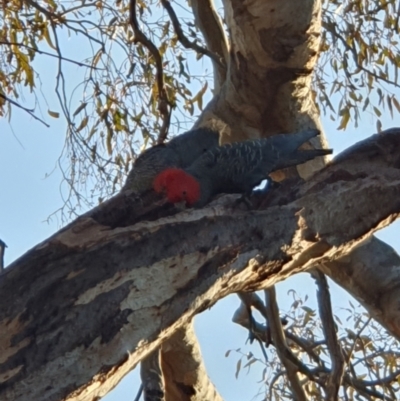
243, 358, 257, 369
192, 81, 208, 111
42, 23, 57, 50
76, 116, 89, 132
235, 358, 241, 379
106, 128, 113, 155
376, 119, 382, 132
337, 108, 350, 130
73, 102, 88, 117
392, 97, 400, 113
387, 95, 393, 118
48, 109, 59, 118
92, 50, 102, 68
373, 106, 382, 117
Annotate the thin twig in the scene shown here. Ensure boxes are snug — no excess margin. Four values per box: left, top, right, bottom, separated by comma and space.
160, 0, 224, 68
129, 0, 171, 144
345, 316, 371, 365
23, 0, 60, 21
323, 19, 400, 89
133, 383, 143, 401
233, 291, 395, 399
285, 331, 325, 367
269, 370, 285, 400
0, 239, 7, 273
0, 93, 50, 127
0, 42, 101, 69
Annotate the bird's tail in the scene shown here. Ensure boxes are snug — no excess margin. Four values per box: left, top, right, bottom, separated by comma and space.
276, 148, 332, 169
259, 129, 321, 157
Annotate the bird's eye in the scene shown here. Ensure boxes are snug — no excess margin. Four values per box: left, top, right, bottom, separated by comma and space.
182, 190, 187, 195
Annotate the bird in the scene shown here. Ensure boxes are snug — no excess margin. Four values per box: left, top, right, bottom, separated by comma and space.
122, 127, 219, 194
153, 129, 332, 207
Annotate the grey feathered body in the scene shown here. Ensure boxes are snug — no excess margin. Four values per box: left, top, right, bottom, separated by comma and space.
186, 129, 332, 206
123, 127, 219, 193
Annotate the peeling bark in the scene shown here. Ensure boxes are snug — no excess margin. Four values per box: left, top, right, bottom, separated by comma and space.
161, 324, 223, 401
1, 129, 400, 401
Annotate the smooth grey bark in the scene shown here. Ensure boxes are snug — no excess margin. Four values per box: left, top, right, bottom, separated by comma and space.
320, 236, 400, 338
190, 0, 229, 92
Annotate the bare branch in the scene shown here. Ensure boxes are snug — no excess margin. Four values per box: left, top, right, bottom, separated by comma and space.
160, 0, 225, 69
319, 236, 400, 340
236, 291, 289, 345
312, 270, 345, 401
23, 0, 59, 21
0, 93, 50, 127
265, 287, 307, 401
0, 239, 6, 273
190, 0, 229, 90
232, 302, 325, 368
0, 42, 101, 69
238, 292, 269, 320
129, 0, 171, 144
323, 19, 400, 89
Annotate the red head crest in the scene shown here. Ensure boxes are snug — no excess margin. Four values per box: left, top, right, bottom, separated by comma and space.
153, 168, 181, 193
153, 168, 200, 206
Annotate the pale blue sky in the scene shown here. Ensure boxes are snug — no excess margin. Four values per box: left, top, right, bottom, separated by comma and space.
1, 8, 400, 400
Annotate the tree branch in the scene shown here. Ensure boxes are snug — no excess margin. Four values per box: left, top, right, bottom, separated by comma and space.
0, 42, 102, 69
190, 0, 229, 91
23, 0, 59, 21
0, 93, 50, 127
319, 235, 400, 340
323, 18, 400, 89
1, 128, 400, 401
160, 0, 225, 69
129, 0, 171, 144
312, 270, 345, 400
265, 287, 307, 401
0, 239, 6, 273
